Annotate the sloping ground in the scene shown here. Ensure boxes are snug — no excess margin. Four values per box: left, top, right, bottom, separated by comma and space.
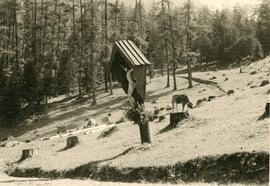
0, 57, 269, 184
9, 152, 269, 184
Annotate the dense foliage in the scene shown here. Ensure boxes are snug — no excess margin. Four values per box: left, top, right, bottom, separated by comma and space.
0, 0, 269, 127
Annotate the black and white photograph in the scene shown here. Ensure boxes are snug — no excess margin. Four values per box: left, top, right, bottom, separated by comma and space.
0, 0, 269, 185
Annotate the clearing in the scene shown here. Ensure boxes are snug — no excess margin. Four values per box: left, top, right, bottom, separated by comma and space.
0, 58, 269, 185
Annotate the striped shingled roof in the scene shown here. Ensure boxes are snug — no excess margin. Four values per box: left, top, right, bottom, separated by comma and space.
111, 40, 151, 67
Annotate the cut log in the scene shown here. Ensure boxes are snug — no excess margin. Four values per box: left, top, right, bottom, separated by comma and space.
170, 112, 189, 127
65, 136, 79, 149
19, 149, 35, 162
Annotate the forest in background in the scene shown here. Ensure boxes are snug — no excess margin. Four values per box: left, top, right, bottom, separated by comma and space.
0, 0, 269, 127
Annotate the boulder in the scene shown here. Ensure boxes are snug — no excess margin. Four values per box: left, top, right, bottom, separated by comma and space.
227, 90, 234, 95
259, 80, 270, 87
4, 141, 21, 148
98, 126, 118, 138
250, 71, 257, 75
154, 109, 160, 115
209, 76, 217, 80
166, 105, 173, 111
101, 116, 113, 125
224, 78, 229, 81
0, 134, 14, 142
87, 118, 97, 127
158, 116, 166, 122
196, 99, 204, 106
56, 126, 67, 134
208, 96, 216, 101
116, 117, 126, 124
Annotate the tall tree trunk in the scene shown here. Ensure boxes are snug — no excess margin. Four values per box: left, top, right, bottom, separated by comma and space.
161, 0, 170, 88
138, 0, 143, 37
90, 0, 97, 105
78, 0, 83, 98
186, 0, 193, 88
13, 0, 19, 71
113, 0, 119, 43
167, 1, 177, 90
33, 0, 37, 65
103, 0, 108, 93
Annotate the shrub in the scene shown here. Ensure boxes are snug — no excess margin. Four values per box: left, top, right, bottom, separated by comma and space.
228, 36, 263, 62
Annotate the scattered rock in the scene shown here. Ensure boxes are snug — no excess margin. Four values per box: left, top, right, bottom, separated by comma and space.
239, 68, 243, 73
159, 107, 165, 111
24, 140, 31, 143
166, 105, 172, 111
56, 126, 67, 134
116, 117, 126, 124
209, 76, 217, 80
208, 96, 216, 101
101, 116, 113, 125
98, 126, 118, 139
259, 80, 270, 87
154, 109, 160, 115
87, 118, 97, 127
227, 90, 234, 95
247, 81, 253, 86
43, 137, 50, 141
250, 71, 257, 75
4, 141, 21, 148
0, 134, 14, 142
108, 113, 112, 117
196, 99, 204, 106
158, 116, 166, 122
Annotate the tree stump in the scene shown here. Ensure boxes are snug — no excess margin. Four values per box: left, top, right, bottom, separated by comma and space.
19, 149, 35, 162
65, 136, 79, 149
258, 103, 270, 120
170, 112, 189, 127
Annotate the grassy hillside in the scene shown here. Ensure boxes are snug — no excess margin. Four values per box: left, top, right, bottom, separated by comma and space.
0, 58, 269, 184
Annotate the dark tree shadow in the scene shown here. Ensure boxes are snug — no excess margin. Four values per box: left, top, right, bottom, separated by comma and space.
156, 124, 176, 135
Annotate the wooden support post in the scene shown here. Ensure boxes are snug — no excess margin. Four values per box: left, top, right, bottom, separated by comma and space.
170, 112, 189, 127
138, 120, 151, 144
65, 136, 79, 149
